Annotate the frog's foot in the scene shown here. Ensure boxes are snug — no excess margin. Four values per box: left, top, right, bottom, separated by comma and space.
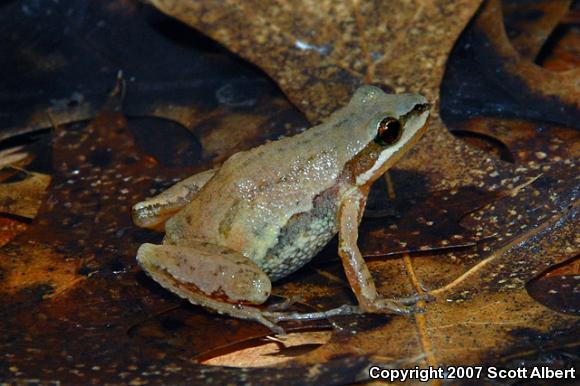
262, 293, 433, 324
229, 304, 287, 335
137, 242, 287, 334
359, 297, 417, 315
266, 295, 303, 312
338, 193, 434, 317
361, 292, 434, 314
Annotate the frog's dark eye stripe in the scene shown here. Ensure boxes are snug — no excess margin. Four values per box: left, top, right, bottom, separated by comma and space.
413, 103, 431, 114
375, 117, 402, 146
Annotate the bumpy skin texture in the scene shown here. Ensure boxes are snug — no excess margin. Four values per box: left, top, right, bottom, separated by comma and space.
263, 186, 339, 280
138, 242, 271, 303
163, 87, 426, 277
133, 85, 430, 329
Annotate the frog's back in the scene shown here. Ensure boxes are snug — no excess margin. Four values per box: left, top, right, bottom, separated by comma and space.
164, 124, 352, 276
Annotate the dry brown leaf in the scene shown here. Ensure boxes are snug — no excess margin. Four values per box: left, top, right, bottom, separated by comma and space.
360, 186, 502, 256
0, 172, 50, 219
503, 0, 573, 60
0, 81, 373, 385
450, 116, 580, 164
151, 0, 517, 195
0, 217, 28, 247
2, 1, 578, 384
150, 0, 480, 118
541, 19, 580, 72
0, 146, 29, 169
476, 0, 579, 115
148, 0, 579, 374
283, 163, 578, 370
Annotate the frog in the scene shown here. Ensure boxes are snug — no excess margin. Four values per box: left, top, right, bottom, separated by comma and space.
132, 85, 430, 333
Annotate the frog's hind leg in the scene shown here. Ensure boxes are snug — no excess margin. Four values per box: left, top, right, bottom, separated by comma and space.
136, 242, 285, 334
132, 168, 218, 230
262, 295, 428, 325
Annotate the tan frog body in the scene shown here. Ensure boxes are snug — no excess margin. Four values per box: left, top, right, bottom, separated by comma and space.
132, 86, 430, 332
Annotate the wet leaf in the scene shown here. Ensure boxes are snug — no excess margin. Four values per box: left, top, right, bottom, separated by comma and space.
151, 0, 518, 196
1, 0, 578, 384
360, 186, 502, 257
470, 0, 579, 126
0, 82, 370, 384
288, 161, 579, 370
0, 172, 50, 219
527, 272, 580, 315
503, 0, 573, 60
449, 117, 580, 164
0, 217, 28, 248
148, 0, 579, 374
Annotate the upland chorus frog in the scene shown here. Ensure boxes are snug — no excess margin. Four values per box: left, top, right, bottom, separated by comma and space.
132, 86, 430, 333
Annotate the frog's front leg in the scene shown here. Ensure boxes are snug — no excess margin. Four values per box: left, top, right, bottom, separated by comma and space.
132, 168, 218, 230
136, 241, 286, 333
337, 190, 421, 314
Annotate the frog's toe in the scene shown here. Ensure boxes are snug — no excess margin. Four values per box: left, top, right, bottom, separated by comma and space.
266, 295, 303, 312
257, 315, 287, 336
394, 292, 435, 305
360, 296, 429, 315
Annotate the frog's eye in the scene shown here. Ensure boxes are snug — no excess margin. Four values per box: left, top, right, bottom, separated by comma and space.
375, 117, 402, 146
